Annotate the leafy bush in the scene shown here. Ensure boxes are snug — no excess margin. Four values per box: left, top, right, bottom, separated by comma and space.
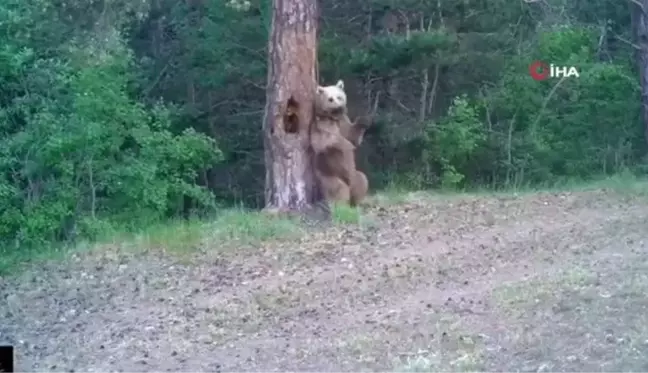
419, 95, 486, 189
0, 3, 222, 250
405, 26, 642, 190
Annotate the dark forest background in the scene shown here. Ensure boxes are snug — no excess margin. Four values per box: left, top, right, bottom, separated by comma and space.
0, 0, 643, 250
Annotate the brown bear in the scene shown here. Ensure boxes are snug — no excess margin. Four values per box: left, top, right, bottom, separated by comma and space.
311, 79, 370, 206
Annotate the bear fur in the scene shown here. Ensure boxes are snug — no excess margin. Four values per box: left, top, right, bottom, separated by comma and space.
311, 80, 370, 206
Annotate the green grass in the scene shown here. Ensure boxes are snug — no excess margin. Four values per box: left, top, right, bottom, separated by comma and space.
329, 202, 381, 230
0, 244, 73, 276
331, 203, 361, 224
375, 169, 648, 202
0, 208, 304, 275
2, 171, 647, 275
208, 209, 304, 243
392, 353, 483, 372
467, 169, 648, 196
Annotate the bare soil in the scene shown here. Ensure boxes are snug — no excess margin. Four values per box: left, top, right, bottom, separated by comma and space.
2, 189, 648, 372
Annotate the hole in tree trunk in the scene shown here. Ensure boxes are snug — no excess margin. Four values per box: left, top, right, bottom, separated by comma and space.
284, 96, 299, 133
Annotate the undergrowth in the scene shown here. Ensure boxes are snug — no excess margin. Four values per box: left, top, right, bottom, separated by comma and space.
1, 172, 647, 275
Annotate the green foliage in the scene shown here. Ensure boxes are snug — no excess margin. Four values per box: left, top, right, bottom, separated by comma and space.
0, 0, 645, 263
130, 0, 269, 205
331, 203, 361, 224
343, 29, 457, 75
0, 0, 221, 251
379, 25, 643, 191
476, 27, 642, 187
419, 95, 486, 189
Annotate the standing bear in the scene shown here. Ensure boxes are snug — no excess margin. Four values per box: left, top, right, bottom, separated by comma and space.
311, 79, 370, 206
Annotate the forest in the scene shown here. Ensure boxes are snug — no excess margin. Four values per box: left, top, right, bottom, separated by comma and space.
0, 0, 644, 250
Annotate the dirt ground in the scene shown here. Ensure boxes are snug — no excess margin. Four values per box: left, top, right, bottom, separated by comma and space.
2, 188, 648, 372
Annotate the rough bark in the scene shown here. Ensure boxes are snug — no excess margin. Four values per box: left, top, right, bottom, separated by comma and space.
262, 0, 320, 211
633, 0, 648, 145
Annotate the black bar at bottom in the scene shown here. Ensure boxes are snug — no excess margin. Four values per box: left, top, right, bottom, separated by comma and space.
0, 346, 14, 373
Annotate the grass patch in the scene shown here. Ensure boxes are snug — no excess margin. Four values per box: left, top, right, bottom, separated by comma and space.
3, 171, 646, 275
330, 203, 380, 229
111, 209, 305, 255
208, 209, 304, 243
124, 218, 207, 255
378, 170, 648, 200
372, 189, 412, 205
392, 350, 484, 372
468, 170, 648, 197
395, 355, 438, 372
331, 203, 361, 224
0, 208, 304, 275
0, 244, 72, 276
372, 190, 445, 205
583, 171, 648, 196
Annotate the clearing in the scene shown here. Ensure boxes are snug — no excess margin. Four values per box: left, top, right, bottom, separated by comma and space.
2, 186, 648, 372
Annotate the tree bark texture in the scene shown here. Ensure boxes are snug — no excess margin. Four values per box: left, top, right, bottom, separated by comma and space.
262, 0, 319, 210
633, 0, 648, 145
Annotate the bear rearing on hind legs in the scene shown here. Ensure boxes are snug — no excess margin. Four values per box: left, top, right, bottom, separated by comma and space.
310, 79, 370, 207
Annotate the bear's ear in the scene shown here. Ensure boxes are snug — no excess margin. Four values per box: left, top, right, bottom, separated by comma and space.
316, 86, 324, 94
335, 80, 344, 89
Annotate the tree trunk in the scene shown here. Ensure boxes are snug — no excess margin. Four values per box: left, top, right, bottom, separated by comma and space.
633, 0, 648, 145
262, 0, 320, 211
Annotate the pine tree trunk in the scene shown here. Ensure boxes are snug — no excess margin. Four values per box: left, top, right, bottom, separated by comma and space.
633, 0, 648, 145
262, 0, 320, 211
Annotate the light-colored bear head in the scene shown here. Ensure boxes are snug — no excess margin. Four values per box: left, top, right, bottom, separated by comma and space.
315, 80, 347, 116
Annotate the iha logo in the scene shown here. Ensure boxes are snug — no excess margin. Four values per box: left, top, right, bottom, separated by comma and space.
528, 61, 579, 81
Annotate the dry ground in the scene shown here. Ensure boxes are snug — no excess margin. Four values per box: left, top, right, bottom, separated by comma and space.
2, 187, 648, 372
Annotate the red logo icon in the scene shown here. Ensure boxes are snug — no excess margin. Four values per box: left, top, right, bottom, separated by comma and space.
529, 61, 550, 81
